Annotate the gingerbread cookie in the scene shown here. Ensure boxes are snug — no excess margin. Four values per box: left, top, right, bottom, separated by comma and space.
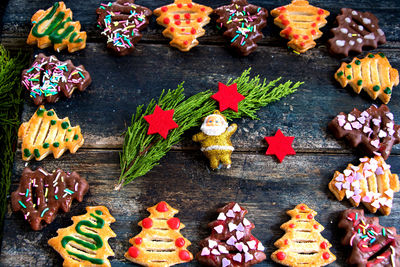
96, 0, 152, 56
48, 206, 116, 267
11, 167, 88, 230
270, 0, 329, 53
125, 201, 193, 266
335, 53, 399, 104
339, 209, 400, 266
329, 104, 400, 160
214, 0, 268, 56
27, 2, 86, 53
197, 202, 266, 266
329, 155, 400, 215
271, 204, 336, 267
22, 54, 91, 105
328, 8, 386, 57
18, 105, 84, 161
154, 0, 213, 52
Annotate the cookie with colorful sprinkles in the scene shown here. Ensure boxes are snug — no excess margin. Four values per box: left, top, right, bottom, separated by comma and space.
197, 202, 266, 266
96, 0, 152, 56
48, 206, 116, 267
11, 167, 89, 230
154, 0, 213, 52
22, 53, 91, 105
214, 0, 268, 56
270, 0, 329, 53
339, 209, 400, 266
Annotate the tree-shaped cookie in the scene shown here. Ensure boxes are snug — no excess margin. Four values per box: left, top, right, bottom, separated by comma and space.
329, 155, 400, 215
96, 0, 152, 56
48, 206, 116, 267
214, 0, 268, 56
11, 167, 89, 230
328, 8, 386, 57
270, 0, 329, 53
18, 105, 84, 161
154, 0, 213, 52
329, 104, 400, 160
335, 53, 399, 104
197, 202, 266, 266
27, 2, 86, 53
22, 53, 92, 105
271, 204, 336, 267
339, 209, 400, 266
125, 201, 193, 266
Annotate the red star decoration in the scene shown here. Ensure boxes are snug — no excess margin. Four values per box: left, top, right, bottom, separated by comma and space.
264, 129, 296, 163
211, 82, 245, 112
144, 105, 178, 139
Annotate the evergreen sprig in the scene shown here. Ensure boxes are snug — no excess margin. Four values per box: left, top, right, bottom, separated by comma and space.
117, 69, 303, 189
0, 45, 28, 235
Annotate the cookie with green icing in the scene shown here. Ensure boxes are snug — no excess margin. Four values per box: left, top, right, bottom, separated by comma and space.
27, 1, 87, 53
48, 206, 116, 267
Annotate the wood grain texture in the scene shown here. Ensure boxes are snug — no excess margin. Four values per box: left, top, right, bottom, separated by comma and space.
2, 150, 400, 266
1, 0, 400, 266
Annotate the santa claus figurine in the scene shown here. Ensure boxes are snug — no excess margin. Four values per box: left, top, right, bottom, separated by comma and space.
192, 110, 237, 169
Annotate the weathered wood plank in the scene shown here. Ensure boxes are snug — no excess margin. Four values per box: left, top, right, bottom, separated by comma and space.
2, 0, 400, 44
13, 42, 400, 154
2, 150, 400, 266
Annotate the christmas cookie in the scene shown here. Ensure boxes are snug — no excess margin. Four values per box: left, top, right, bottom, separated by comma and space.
27, 2, 86, 53
11, 167, 88, 230
154, 0, 213, 52
197, 202, 266, 266
328, 8, 386, 57
125, 201, 193, 266
335, 53, 399, 104
271, 204, 336, 267
329, 155, 400, 215
328, 104, 400, 160
22, 53, 91, 105
96, 0, 152, 56
214, 0, 268, 56
270, 0, 329, 53
48, 206, 116, 267
18, 105, 84, 161
339, 209, 400, 266
192, 110, 237, 169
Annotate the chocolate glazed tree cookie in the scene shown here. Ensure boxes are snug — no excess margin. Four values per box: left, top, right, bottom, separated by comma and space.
97, 0, 152, 56
214, 0, 268, 56
328, 8, 386, 57
339, 209, 400, 266
11, 167, 89, 230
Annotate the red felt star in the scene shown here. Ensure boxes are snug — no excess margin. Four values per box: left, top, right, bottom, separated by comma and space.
211, 82, 245, 112
264, 129, 295, 163
144, 105, 178, 139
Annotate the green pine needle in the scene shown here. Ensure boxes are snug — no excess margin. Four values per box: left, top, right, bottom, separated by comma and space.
0, 45, 28, 236
116, 68, 303, 189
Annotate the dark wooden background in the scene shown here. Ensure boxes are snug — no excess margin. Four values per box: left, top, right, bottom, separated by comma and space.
1, 0, 400, 266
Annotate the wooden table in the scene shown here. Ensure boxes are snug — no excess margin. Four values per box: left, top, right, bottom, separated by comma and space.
1, 0, 400, 266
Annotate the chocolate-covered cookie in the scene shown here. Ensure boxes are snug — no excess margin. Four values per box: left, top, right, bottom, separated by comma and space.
96, 0, 152, 56
22, 53, 91, 105
329, 104, 400, 160
214, 0, 268, 56
339, 209, 400, 266
328, 8, 386, 57
11, 167, 89, 230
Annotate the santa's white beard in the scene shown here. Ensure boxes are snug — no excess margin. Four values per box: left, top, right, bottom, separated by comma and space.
201, 124, 228, 136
